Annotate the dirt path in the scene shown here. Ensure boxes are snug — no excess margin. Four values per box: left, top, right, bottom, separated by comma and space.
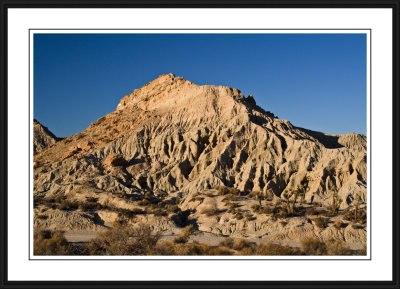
64, 231, 99, 243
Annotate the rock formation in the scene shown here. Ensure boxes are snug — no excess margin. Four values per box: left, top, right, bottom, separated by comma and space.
33, 119, 61, 154
33, 74, 367, 248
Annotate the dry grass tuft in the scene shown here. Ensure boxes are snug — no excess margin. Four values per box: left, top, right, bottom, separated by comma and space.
84, 223, 160, 255
301, 237, 327, 255
34, 230, 70, 255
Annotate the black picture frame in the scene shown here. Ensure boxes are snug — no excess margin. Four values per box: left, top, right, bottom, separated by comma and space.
0, 0, 399, 288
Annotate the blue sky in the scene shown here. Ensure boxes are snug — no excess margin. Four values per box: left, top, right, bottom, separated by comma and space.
34, 33, 367, 138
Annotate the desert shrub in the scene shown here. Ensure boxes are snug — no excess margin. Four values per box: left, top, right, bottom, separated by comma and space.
143, 191, 154, 200
222, 194, 239, 202
189, 195, 204, 203
233, 238, 252, 251
238, 247, 255, 255
149, 239, 304, 256
36, 214, 48, 220
271, 206, 289, 220
251, 203, 274, 215
219, 237, 234, 249
251, 204, 262, 213
34, 230, 71, 255
216, 186, 240, 196
200, 201, 220, 216
254, 242, 301, 255
33, 195, 44, 207
351, 223, 363, 230
84, 223, 160, 255
131, 208, 146, 214
301, 237, 327, 255
334, 221, 345, 229
313, 217, 329, 229
151, 241, 233, 256
137, 199, 152, 206
151, 208, 168, 216
216, 186, 230, 195
305, 207, 319, 216
325, 239, 351, 255
174, 225, 196, 244
117, 208, 146, 219
344, 208, 367, 224
78, 201, 103, 211
59, 199, 79, 210
164, 204, 181, 214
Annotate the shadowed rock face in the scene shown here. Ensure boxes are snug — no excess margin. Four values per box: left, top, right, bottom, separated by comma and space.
33, 119, 61, 154
34, 73, 366, 208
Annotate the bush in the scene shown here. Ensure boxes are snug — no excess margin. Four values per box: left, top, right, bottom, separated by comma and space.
305, 207, 319, 216
301, 238, 327, 255
59, 199, 79, 210
36, 214, 48, 220
117, 208, 146, 219
344, 208, 367, 224
174, 225, 196, 244
200, 201, 220, 216
84, 223, 160, 255
271, 206, 289, 220
219, 237, 234, 248
78, 201, 103, 211
251, 204, 262, 212
233, 238, 252, 251
216, 186, 240, 196
151, 241, 233, 256
221, 194, 239, 202
325, 239, 351, 255
254, 242, 301, 255
151, 208, 168, 216
164, 204, 181, 214
34, 230, 70, 255
313, 217, 329, 229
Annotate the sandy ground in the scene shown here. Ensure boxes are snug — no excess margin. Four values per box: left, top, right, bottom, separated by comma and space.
63, 230, 302, 249
63, 231, 99, 243
63, 229, 364, 252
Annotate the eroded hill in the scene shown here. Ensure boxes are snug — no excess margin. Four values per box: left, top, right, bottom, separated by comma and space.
33, 74, 367, 251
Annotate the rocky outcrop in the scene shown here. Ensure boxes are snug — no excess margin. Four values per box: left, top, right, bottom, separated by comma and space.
33, 119, 61, 154
34, 73, 367, 209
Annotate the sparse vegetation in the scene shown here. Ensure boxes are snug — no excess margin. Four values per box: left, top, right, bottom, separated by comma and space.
233, 238, 253, 251
301, 238, 327, 255
200, 201, 220, 216
216, 186, 240, 196
34, 230, 70, 255
313, 217, 329, 229
219, 237, 234, 248
174, 225, 196, 244
84, 223, 160, 255
327, 190, 343, 216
